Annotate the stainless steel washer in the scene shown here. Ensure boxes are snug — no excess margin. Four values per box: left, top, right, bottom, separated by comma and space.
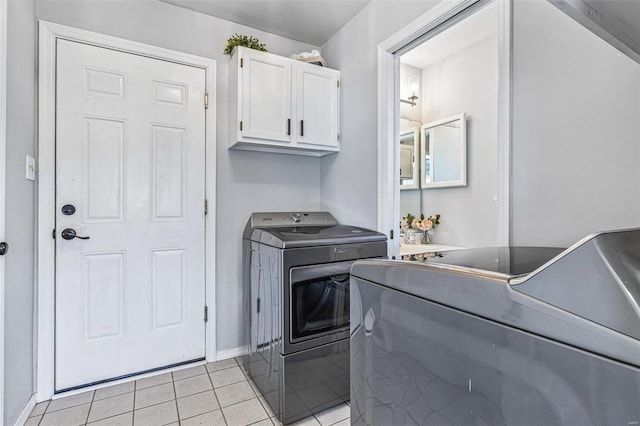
241, 212, 387, 424
350, 230, 640, 425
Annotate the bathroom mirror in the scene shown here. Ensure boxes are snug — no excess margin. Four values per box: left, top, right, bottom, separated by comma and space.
400, 127, 420, 190
421, 113, 467, 188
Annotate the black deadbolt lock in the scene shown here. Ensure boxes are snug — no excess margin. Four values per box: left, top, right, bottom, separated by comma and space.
62, 204, 76, 216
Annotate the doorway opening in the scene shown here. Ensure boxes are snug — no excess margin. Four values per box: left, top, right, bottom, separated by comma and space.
377, 0, 511, 255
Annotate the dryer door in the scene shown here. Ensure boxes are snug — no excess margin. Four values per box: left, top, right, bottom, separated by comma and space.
289, 261, 353, 345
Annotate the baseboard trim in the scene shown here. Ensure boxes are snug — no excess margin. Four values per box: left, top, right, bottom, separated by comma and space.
13, 393, 36, 426
215, 346, 247, 361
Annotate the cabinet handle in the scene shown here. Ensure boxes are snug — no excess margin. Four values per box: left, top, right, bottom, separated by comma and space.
287, 119, 291, 136
300, 120, 304, 137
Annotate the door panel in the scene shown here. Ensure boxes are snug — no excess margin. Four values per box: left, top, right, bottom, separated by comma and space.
241, 50, 292, 142
82, 116, 125, 222
296, 67, 338, 148
55, 39, 206, 390
151, 125, 186, 220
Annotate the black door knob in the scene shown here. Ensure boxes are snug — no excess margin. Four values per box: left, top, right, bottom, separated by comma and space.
61, 228, 90, 240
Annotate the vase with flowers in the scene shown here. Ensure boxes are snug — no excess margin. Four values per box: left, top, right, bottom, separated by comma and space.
401, 213, 441, 244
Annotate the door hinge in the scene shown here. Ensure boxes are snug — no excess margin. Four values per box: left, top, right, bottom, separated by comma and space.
204, 305, 208, 322
240, 58, 244, 68
240, 121, 243, 131
257, 298, 261, 314
337, 80, 340, 88
204, 199, 208, 215
52, 228, 56, 239
390, 229, 394, 240
204, 93, 209, 109
337, 133, 340, 141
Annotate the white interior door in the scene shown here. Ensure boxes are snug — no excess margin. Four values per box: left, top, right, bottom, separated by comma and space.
55, 39, 206, 391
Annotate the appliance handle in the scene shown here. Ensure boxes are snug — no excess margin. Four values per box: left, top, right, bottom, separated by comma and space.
330, 273, 350, 284
290, 260, 355, 283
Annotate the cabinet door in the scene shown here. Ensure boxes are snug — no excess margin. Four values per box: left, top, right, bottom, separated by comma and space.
241, 49, 292, 143
296, 66, 339, 148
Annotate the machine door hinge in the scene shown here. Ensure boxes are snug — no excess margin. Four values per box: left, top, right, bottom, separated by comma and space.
204, 199, 208, 215
390, 229, 394, 240
52, 228, 56, 239
337, 80, 340, 88
240, 58, 244, 68
240, 121, 243, 131
337, 133, 340, 141
204, 93, 209, 109
204, 305, 208, 322
257, 298, 261, 313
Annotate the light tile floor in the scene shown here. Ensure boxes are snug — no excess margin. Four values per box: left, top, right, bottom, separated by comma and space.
26, 357, 350, 426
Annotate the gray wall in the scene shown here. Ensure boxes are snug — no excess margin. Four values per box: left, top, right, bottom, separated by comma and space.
321, 0, 500, 249
36, 0, 321, 357
5, 0, 37, 424
320, 1, 441, 229
511, 0, 640, 247
419, 34, 499, 247
399, 64, 422, 221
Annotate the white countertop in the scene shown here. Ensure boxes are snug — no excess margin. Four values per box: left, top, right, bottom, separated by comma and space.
399, 243, 462, 256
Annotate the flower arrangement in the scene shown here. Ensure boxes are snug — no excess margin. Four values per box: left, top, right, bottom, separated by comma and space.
401, 213, 441, 244
401, 213, 440, 231
402, 252, 443, 261
224, 34, 267, 55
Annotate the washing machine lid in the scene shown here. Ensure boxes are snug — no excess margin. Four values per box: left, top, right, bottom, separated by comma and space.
511, 228, 640, 341
424, 247, 564, 279
351, 229, 640, 367
244, 212, 388, 248
421, 231, 640, 341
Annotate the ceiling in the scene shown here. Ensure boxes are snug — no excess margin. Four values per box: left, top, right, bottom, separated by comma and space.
578, 0, 640, 59
159, 0, 371, 46
400, 1, 497, 70
400, 0, 640, 69
158, 0, 640, 63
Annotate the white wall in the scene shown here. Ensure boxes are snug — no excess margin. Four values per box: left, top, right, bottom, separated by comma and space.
399, 64, 422, 220
320, 1, 442, 230
5, 0, 37, 424
36, 0, 321, 356
419, 34, 500, 247
399, 63, 422, 123
511, 0, 640, 247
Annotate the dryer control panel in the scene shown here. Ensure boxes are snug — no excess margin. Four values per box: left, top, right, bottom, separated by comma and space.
250, 211, 338, 228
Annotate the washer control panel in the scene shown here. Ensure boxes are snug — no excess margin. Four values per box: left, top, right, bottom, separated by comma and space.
251, 211, 338, 228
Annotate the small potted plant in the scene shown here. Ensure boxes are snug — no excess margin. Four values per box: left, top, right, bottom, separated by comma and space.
224, 34, 267, 55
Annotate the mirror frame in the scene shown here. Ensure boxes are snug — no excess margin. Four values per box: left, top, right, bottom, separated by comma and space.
420, 113, 467, 189
399, 126, 420, 190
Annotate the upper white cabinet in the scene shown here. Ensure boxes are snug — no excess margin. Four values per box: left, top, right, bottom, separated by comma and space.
229, 47, 340, 157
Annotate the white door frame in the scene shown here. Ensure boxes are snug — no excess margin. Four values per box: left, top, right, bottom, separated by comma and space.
37, 21, 217, 401
377, 0, 512, 251
0, 0, 7, 420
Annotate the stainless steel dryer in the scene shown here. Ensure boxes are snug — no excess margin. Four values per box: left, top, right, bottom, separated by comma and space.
350, 229, 640, 425
241, 212, 387, 424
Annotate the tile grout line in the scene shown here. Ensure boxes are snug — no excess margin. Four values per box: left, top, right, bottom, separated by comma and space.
131, 379, 136, 426
206, 359, 228, 425
236, 358, 272, 426
84, 391, 96, 425
170, 370, 179, 424
36, 402, 45, 426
